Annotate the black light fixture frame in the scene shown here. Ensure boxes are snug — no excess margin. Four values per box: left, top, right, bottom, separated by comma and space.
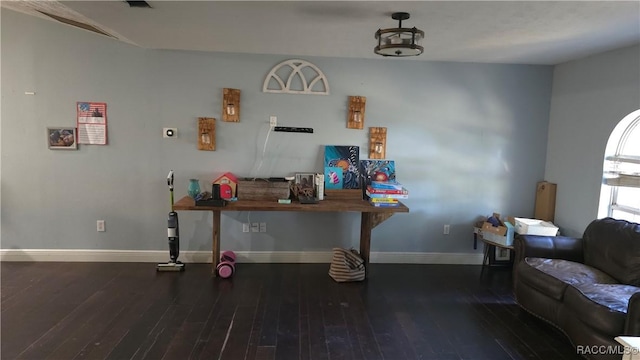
126, 1, 151, 8
374, 12, 425, 57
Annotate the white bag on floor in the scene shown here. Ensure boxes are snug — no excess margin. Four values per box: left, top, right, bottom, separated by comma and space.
329, 247, 365, 282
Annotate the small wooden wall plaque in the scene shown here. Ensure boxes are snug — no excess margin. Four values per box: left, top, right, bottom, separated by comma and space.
222, 88, 240, 122
347, 96, 366, 129
369, 127, 387, 159
198, 117, 216, 151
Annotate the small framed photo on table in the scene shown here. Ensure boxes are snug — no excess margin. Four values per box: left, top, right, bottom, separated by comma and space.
495, 247, 511, 261
295, 173, 315, 197
47, 127, 77, 150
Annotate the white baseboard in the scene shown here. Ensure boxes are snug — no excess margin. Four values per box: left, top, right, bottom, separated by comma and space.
0, 249, 483, 265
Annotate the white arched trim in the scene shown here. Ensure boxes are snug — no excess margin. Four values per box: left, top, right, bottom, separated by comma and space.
598, 109, 640, 218
604, 109, 640, 156
263, 59, 330, 95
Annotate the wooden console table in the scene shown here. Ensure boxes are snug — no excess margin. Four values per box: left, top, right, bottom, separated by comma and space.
172, 196, 409, 277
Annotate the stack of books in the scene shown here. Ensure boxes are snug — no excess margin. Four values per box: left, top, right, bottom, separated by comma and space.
366, 181, 408, 207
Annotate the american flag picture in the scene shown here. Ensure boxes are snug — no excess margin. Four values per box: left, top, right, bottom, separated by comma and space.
77, 102, 106, 122
77, 101, 108, 145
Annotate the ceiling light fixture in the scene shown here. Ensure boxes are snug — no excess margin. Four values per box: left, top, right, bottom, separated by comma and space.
126, 1, 151, 8
374, 12, 424, 57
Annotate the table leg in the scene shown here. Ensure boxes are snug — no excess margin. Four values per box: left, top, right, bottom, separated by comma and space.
482, 242, 490, 266
360, 212, 373, 275
212, 210, 221, 276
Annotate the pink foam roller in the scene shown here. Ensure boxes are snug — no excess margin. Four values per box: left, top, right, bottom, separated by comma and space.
217, 262, 234, 278
220, 250, 236, 263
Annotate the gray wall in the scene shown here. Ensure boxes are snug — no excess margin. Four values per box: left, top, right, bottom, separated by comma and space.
1, 10, 553, 255
545, 45, 640, 237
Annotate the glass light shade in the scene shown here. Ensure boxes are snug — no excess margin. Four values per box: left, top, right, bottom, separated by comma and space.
201, 132, 210, 145
375, 142, 383, 154
389, 34, 403, 45
383, 31, 422, 46
226, 103, 236, 116
353, 110, 362, 123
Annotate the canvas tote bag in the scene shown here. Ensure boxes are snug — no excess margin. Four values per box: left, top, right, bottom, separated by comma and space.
329, 247, 365, 282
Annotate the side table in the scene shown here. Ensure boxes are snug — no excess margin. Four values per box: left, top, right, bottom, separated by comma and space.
474, 227, 514, 267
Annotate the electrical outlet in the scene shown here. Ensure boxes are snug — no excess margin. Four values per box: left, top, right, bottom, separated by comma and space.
444, 224, 450, 235
259, 222, 267, 232
163, 127, 178, 138
242, 223, 250, 233
251, 223, 259, 232
269, 116, 277, 128
97, 220, 105, 232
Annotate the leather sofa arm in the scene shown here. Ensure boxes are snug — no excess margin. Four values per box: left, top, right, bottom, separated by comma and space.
625, 292, 640, 335
514, 234, 584, 265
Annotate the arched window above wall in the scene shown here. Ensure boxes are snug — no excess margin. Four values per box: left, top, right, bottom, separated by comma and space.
599, 110, 640, 222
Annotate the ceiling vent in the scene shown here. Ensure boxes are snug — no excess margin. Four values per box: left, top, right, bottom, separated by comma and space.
37, 10, 116, 39
126, 1, 152, 8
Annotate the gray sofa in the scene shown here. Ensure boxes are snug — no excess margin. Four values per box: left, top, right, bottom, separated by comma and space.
514, 217, 640, 359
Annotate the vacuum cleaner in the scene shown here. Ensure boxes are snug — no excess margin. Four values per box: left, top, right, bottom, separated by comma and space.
157, 170, 186, 272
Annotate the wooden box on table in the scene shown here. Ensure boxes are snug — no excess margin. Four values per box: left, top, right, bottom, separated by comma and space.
237, 178, 290, 201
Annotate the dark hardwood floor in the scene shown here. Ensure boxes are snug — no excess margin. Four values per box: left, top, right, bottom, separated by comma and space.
1, 262, 582, 360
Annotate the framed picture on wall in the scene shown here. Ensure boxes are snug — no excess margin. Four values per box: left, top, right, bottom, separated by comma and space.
47, 127, 77, 150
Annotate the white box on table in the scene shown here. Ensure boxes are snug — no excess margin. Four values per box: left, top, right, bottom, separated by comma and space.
514, 217, 559, 236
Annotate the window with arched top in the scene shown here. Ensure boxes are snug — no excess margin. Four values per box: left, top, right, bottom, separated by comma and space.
599, 110, 640, 222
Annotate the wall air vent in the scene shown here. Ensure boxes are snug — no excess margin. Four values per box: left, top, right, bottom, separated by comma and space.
126, 1, 152, 8
36, 10, 116, 39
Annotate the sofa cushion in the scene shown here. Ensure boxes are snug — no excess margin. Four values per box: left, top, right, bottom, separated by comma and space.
564, 283, 640, 335
518, 257, 618, 300
583, 218, 640, 286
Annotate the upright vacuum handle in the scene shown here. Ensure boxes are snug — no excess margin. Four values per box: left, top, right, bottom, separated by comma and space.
167, 170, 175, 207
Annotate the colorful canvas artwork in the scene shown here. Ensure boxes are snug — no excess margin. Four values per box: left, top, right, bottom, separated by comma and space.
359, 160, 396, 188
324, 146, 360, 189
324, 166, 343, 189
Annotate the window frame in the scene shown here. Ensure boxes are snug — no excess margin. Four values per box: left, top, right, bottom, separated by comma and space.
600, 110, 640, 222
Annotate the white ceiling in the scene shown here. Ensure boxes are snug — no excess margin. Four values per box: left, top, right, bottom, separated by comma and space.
3, 0, 640, 65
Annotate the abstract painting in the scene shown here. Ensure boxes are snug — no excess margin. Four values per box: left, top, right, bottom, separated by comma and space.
324, 146, 360, 189
359, 160, 396, 188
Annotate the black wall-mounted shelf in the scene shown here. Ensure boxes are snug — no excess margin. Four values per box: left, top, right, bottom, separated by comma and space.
273, 126, 314, 134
